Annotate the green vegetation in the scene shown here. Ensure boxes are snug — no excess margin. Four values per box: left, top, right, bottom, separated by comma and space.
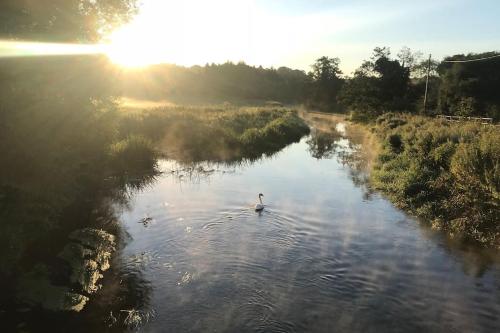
371, 113, 499, 247
0, 81, 309, 305
306, 57, 344, 112
437, 52, 500, 120
337, 47, 500, 121
1, 2, 499, 324
118, 106, 310, 162
119, 56, 345, 112
329, 46, 499, 246
123, 47, 500, 121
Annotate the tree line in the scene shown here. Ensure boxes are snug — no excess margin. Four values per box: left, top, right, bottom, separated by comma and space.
335, 47, 500, 121
119, 47, 500, 121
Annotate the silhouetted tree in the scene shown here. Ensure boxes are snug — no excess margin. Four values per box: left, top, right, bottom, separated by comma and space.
0, 0, 138, 279
437, 52, 500, 120
0, 0, 138, 42
118, 62, 310, 104
338, 47, 412, 118
307, 56, 344, 112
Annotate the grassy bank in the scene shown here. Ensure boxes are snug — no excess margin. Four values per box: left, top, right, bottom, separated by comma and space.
118, 106, 310, 162
368, 113, 499, 247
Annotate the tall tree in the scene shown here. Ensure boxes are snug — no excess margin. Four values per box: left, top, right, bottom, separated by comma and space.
308, 56, 344, 112
338, 47, 412, 117
437, 52, 500, 120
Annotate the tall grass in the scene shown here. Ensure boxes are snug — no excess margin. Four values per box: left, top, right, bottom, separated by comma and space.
117, 106, 310, 162
371, 113, 499, 247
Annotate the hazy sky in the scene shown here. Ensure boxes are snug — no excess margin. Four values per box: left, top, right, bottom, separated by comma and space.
108, 0, 500, 73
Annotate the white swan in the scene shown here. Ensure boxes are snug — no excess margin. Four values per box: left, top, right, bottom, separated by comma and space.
255, 193, 264, 211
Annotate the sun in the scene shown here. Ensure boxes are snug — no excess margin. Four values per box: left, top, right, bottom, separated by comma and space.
103, 0, 254, 68
104, 26, 160, 68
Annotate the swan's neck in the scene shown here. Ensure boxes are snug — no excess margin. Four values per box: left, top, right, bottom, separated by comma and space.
259, 197, 263, 204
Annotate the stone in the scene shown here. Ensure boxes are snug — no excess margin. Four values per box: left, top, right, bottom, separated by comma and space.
68, 228, 115, 253
69, 259, 102, 294
58, 242, 111, 273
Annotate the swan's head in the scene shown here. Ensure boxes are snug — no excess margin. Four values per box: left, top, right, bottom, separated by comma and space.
259, 193, 264, 198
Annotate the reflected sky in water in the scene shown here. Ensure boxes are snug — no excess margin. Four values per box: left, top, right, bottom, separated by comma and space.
117, 125, 500, 332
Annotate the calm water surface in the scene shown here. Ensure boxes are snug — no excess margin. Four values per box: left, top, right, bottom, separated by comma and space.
111, 122, 500, 332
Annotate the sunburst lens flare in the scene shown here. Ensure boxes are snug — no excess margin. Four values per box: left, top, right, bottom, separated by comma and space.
0, 40, 104, 58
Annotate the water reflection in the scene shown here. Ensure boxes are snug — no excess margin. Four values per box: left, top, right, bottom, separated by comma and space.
113, 116, 500, 332
306, 130, 342, 160
304, 113, 375, 200
4, 112, 500, 332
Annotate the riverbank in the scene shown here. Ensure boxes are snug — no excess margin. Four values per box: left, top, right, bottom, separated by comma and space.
121, 106, 310, 162
90, 118, 500, 332
302, 111, 499, 248
365, 113, 499, 248
1, 104, 311, 319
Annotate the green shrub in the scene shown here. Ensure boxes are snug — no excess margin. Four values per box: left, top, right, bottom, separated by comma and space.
151, 106, 309, 162
371, 113, 500, 247
108, 136, 158, 173
451, 131, 500, 203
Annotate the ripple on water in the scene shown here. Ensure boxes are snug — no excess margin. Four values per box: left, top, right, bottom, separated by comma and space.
116, 139, 500, 333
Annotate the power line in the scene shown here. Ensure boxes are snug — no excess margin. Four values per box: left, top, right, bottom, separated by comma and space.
443, 54, 500, 63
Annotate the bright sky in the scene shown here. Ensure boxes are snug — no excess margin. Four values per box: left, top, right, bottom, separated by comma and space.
105, 0, 500, 74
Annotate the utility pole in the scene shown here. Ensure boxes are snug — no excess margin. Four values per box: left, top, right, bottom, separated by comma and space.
423, 54, 432, 115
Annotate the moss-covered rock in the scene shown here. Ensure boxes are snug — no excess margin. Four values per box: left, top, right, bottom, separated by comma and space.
59, 229, 116, 294
70, 259, 102, 294
59, 242, 111, 273
68, 228, 116, 253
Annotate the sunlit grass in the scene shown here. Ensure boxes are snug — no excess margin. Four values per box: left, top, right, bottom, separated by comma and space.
117, 105, 310, 162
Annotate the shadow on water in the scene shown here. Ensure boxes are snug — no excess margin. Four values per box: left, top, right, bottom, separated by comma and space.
0, 165, 160, 331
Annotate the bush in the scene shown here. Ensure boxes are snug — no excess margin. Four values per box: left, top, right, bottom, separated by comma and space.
371, 113, 500, 247
108, 136, 158, 173
152, 106, 310, 162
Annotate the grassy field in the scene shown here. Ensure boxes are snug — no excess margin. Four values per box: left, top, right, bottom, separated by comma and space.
368, 113, 499, 247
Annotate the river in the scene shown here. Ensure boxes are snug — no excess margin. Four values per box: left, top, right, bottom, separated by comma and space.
88, 115, 500, 332
9, 116, 500, 332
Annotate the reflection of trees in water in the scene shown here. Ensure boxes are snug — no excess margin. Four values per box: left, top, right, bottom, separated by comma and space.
167, 137, 291, 166
425, 228, 500, 279
306, 129, 342, 159
336, 141, 375, 201
306, 123, 374, 200
159, 149, 285, 184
